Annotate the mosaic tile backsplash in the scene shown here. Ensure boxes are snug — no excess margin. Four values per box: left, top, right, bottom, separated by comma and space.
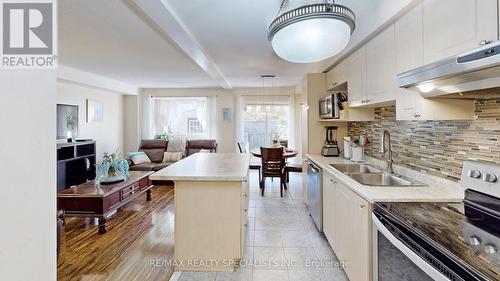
348, 99, 500, 181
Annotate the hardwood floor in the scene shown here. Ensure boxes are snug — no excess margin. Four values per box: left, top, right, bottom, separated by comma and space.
58, 186, 175, 281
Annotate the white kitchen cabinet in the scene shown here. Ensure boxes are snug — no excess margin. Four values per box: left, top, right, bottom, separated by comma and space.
366, 25, 397, 105
395, 3, 423, 74
322, 172, 336, 247
326, 61, 347, 90
395, 2, 475, 121
347, 47, 367, 107
423, 0, 498, 64
396, 90, 475, 120
334, 181, 371, 281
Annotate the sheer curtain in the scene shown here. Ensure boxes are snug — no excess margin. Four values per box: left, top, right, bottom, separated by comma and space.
141, 94, 153, 139
151, 97, 213, 139
234, 94, 245, 152
288, 94, 296, 150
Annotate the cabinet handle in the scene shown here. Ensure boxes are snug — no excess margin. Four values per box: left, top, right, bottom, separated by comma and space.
414, 114, 421, 118
244, 209, 248, 212
244, 224, 248, 227
360, 205, 366, 209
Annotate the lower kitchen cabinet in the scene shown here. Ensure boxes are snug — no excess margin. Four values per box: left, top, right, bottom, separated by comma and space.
331, 179, 372, 281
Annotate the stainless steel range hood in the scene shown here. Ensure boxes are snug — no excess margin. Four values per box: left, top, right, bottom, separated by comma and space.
398, 41, 500, 97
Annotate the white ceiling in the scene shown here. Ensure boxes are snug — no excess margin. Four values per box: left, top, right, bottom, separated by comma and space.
58, 0, 218, 88
58, 0, 416, 89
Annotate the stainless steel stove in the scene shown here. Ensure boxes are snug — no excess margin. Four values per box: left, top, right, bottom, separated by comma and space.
373, 160, 500, 281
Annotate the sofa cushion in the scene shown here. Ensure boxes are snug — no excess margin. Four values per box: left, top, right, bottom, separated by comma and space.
140, 148, 165, 163
163, 151, 183, 162
129, 162, 170, 171
186, 139, 217, 156
127, 151, 151, 165
140, 139, 168, 149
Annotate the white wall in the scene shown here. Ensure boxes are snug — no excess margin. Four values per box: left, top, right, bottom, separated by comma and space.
124, 95, 139, 152
0, 70, 57, 281
137, 87, 299, 153
57, 81, 124, 159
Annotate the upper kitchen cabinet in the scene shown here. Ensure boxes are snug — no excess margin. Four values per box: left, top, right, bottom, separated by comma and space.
422, 0, 498, 64
396, 90, 475, 120
347, 47, 367, 107
395, 3, 423, 74
326, 61, 347, 90
395, 2, 475, 121
366, 25, 397, 105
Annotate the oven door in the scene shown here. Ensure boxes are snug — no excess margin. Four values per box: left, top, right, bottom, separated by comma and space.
372, 213, 451, 281
319, 96, 333, 119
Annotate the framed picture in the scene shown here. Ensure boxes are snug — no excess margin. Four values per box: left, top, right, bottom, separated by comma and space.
86, 99, 103, 123
56, 104, 79, 139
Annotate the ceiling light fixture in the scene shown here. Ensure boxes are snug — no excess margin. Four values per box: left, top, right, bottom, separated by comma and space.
268, 0, 356, 63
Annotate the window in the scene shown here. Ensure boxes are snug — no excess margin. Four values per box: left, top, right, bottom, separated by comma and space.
188, 118, 202, 134
152, 97, 211, 138
243, 103, 289, 151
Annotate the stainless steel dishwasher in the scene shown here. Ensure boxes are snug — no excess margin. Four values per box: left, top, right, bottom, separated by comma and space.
307, 160, 322, 231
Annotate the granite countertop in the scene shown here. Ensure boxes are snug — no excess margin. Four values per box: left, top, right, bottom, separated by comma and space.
150, 153, 251, 182
306, 154, 465, 204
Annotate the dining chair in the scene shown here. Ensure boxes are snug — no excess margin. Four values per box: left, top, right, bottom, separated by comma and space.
260, 147, 287, 197
237, 142, 261, 182
284, 161, 303, 182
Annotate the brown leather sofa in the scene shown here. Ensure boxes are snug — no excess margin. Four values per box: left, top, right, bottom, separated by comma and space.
186, 139, 217, 156
129, 139, 218, 172
129, 140, 170, 171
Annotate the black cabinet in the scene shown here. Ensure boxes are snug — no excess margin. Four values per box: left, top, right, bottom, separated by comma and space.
57, 141, 96, 192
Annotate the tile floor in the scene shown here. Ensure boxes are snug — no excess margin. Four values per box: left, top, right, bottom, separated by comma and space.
175, 171, 349, 281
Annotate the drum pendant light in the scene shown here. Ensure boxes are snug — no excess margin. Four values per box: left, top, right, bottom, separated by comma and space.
268, 0, 356, 63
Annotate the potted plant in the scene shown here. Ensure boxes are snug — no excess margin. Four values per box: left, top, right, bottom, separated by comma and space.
154, 132, 173, 141
95, 152, 129, 184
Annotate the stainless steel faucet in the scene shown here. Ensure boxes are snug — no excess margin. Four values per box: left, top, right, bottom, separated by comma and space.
380, 130, 394, 173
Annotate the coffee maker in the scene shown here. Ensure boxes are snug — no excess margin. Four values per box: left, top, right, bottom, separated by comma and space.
321, 126, 340, 157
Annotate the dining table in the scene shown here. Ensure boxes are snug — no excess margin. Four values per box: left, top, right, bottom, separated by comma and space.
250, 147, 299, 159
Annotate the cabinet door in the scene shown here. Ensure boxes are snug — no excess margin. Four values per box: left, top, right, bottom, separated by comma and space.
395, 3, 423, 73
333, 182, 352, 259
347, 47, 367, 107
366, 25, 397, 105
396, 89, 421, 120
333, 61, 347, 87
327, 62, 347, 90
423, 0, 498, 64
322, 172, 336, 247
334, 182, 371, 281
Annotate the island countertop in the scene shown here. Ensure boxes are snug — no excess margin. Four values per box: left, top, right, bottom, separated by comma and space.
149, 153, 251, 182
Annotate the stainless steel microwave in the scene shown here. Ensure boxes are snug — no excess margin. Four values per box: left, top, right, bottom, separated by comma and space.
319, 94, 340, 119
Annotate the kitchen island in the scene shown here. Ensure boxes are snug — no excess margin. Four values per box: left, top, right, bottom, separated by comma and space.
150, 153, 250, 272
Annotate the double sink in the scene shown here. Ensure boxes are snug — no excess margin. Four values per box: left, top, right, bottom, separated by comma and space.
330, 164, 426, 187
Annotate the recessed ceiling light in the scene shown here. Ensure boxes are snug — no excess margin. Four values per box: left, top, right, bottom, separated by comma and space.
417, 83, 435, 93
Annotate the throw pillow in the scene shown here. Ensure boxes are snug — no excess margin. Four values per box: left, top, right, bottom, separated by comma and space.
163, 151, 183, 162
127, 151, 151, 165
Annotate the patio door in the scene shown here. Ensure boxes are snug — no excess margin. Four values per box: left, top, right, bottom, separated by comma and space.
243, 103, 289, 151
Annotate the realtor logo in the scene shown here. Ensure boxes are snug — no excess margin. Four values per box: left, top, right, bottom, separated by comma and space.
1, 0, 57, 68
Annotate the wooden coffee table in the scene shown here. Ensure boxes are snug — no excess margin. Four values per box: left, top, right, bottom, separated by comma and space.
57, 171, 154, 234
